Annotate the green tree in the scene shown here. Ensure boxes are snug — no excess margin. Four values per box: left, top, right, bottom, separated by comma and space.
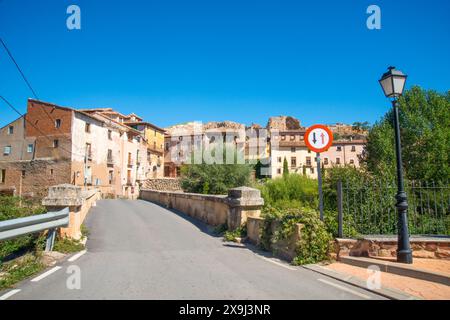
180, 146, 253, 195
363, 86, 450, 182
282, 157, 289, 178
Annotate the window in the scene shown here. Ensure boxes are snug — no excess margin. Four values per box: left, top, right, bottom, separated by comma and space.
310, 167, 314, 174
128, 152, 132, 165
277, 168, 281, 174
306, 157, 311, 166
21, 170, 26, 178
291, 147, 296, 153
86, 143, 92, 159
336, 146, 342, 152
154, 130, 157, 137
349, 159, 355, 165
55, 119, 61, 128
0, 169, 5, 183
153, 141, 156, 149
290, 135, 295, 141
307, 149, 311, 154
108, 170, 114, 185
351, 145, 356, 152
27, 144, 33, 153
336, 157, 341, 165
324, 158, 329, 165
107, 149, 113, 162
85, 123, 91, 133
281, 135, 286, 141
50, 169, 54, 176
291, 157, 296, 167
108, 130, 112, 140
277, 157, 282, 163
3, 146, 11, 155
53, 139, 59, 148
7, 126, 13, 135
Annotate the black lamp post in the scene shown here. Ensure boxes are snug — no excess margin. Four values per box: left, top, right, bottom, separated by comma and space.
379, 66, 413, 264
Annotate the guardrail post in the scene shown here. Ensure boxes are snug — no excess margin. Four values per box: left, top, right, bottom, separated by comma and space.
45, 228, 56, 251
337, 180, 343, 238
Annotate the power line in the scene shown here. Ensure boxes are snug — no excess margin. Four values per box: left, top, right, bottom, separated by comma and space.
0, 38, 39, 100
0, 95, 84, 158
0, 37, 86, 155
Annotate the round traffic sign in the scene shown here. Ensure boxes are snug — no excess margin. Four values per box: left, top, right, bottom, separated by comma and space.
304, 124, 333, 153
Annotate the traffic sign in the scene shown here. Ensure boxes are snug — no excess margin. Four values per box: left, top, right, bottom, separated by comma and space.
304, 124, 333, 153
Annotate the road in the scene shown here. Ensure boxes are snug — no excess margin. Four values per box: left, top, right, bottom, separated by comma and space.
3, 199, 385, 300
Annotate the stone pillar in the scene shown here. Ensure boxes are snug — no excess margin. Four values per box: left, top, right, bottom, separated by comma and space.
226, 186, 264, 230
42, 184, 84, 239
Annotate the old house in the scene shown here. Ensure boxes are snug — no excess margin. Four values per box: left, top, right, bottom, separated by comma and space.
0, 99, 163, 199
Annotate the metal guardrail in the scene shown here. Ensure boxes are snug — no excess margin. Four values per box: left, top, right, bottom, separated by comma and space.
0, 208, 69, 251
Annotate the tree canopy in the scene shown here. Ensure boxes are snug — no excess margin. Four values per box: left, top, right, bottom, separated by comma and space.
363, 86, 450, 182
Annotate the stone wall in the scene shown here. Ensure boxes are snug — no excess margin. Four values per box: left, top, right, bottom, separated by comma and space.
139, 186, 263, 230
142, 178, 182, 191
334, 237, 450, 260
42, 184, 101, 239
246, 216, 305, 262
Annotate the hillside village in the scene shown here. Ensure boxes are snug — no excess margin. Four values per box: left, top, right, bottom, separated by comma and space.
0, 99, 367, 199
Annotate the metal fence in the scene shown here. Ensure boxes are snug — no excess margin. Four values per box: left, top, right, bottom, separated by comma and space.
0, 208, 69, 251
337, 180, 450, 237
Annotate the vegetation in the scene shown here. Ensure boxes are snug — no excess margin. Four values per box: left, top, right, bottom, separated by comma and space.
223, 226, 247, 242
53, 237, 85, 253
180, 145, 253, 194
0, 196, 88, 289
0, 253, 45, 290
261, 205, 332, 265
282, 157, 289, 178
363, 86, 450, 182
257, 174, 318, 209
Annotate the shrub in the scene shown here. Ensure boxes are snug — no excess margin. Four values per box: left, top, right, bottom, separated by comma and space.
261, 206, 332, 265
258, 174, 318, 208
223, 225, 247, 242
180, 163, 253, 195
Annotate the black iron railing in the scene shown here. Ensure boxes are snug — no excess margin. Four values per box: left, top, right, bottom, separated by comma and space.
336, 179, 450, 237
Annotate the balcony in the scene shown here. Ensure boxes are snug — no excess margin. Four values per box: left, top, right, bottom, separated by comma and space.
107, 157, 114, 165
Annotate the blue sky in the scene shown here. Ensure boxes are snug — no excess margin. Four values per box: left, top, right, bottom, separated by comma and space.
0, 0, 449, 128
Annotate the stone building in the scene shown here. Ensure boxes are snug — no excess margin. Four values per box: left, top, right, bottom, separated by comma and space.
0, 99, 163, 198
267, 116, 366, 178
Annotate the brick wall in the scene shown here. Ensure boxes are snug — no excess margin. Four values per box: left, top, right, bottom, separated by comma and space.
0, 159, 71, 199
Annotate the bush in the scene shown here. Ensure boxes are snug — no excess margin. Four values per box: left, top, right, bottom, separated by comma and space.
261, 206, 332, 265
258, 174, 318, 208
180, 163, 253, 195
223, 225, 247, 242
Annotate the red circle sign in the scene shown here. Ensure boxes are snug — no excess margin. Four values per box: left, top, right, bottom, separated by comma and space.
304, 124, 333, 153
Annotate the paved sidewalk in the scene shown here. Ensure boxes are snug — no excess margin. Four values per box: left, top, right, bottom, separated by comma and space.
323, 262, 450, 300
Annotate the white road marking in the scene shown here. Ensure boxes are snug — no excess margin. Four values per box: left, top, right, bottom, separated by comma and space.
68, 250, 87, 262
0, 289, 21, 300
30, 266, 62, 282
317, 278, 371, 299
258, 255, 297, 271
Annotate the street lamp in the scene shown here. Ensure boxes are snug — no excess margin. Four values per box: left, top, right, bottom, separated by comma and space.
379, 66, 413, 264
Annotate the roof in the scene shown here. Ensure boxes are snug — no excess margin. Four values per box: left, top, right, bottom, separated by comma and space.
123, 121, 165, 133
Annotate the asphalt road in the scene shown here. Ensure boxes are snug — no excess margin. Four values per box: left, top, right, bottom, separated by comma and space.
3, 199, 386, 300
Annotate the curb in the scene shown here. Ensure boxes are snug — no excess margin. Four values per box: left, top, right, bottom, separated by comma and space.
303, 264, 421, 300
339, 256, 450, 286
